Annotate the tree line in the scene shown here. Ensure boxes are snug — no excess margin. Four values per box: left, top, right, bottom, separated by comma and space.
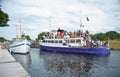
91, 31, 120, 41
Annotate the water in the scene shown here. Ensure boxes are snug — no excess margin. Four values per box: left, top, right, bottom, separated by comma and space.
12, 48, 120, 77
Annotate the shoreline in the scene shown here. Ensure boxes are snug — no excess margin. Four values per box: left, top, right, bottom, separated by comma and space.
109, 40, 120, 50
110, 48, 120, 50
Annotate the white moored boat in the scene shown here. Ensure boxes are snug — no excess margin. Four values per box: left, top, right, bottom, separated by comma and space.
9, 18, 31, 54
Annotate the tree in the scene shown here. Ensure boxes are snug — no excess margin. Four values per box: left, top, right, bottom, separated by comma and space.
91, 31, 120, 41
0, 7, 9, 27
25, 35, 31, 40
105, 31, 120, 40
0, 37, 7, 42
37, 32, 46, 41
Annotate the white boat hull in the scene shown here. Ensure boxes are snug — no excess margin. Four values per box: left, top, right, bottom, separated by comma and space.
9, 42, 30, 54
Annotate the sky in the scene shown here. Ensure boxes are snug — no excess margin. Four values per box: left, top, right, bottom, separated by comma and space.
0, 0, 120, 40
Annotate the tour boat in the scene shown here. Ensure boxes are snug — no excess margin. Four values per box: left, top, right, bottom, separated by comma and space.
39, 17, 110, 55
39, 29, 110, 55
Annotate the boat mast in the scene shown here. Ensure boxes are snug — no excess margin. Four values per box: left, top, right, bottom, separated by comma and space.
16, 25, 18, 38
19, 18, 22, 38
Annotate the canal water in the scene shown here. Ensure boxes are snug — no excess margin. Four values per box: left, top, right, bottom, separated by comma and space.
12, 48, 120, 77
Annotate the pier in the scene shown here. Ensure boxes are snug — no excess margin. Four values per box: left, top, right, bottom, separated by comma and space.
0, 49, 30, 77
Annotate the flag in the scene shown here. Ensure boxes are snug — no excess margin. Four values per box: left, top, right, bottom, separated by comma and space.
86, 17, 89, 21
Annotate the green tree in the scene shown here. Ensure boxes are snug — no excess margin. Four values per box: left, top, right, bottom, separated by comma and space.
25, 35, 31, 40
91, 31, 120, 41
91, 33, 105, 41
0, 8, 9, 27
105, 31, 120, 40
0, 37, 7, 42
37, 32, 46, 41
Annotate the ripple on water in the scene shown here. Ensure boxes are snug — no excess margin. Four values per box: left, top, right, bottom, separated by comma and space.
12, 49, 120, 77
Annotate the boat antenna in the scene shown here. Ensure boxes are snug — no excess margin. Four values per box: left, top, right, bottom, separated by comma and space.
79, 10, 84, 29
49, 16, 52, 31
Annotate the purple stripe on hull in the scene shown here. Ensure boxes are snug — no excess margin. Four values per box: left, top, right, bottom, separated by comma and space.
40, 45, 110, 55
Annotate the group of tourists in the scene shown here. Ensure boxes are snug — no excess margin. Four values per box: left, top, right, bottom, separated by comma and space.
44, 28, 108, 47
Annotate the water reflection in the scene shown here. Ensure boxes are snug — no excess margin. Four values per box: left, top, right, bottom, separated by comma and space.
39, 52, 109, 77
11, 49, 112, 77
12, 53, 31, 69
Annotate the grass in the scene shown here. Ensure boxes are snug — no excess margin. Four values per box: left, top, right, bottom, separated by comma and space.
109, 40, 120, 50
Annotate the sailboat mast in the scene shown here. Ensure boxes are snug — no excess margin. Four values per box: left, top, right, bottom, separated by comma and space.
19, 18, 22, 38
16, 26, 18, 38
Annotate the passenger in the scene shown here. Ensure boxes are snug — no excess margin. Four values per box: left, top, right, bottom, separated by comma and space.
86, 40, 90, 47
90, 42, 93, 47
77, 30, 80, 36
83, 39, 86, 47
103, 41, 108, 47
86, 30, 89, 35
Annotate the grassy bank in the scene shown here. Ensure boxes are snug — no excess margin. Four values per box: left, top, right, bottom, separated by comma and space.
109, 40, 120, 50
30, 42, 39, 48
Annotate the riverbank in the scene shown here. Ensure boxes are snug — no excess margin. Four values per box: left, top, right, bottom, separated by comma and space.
30, 42, 39, 48
109, 40, 120, 50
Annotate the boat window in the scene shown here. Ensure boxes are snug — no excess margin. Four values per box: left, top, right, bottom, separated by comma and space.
51, 40, 54, 43
42, 40, 45, 42
48, 40, 51, 43
55, 40, 58, 43
70, 40, 75, 43
59, 40, 62, 43
66, 40, 69, 43
76, 39, 81, 43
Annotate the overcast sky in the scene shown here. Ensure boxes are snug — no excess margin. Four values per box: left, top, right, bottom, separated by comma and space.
0, 0, 120, 40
